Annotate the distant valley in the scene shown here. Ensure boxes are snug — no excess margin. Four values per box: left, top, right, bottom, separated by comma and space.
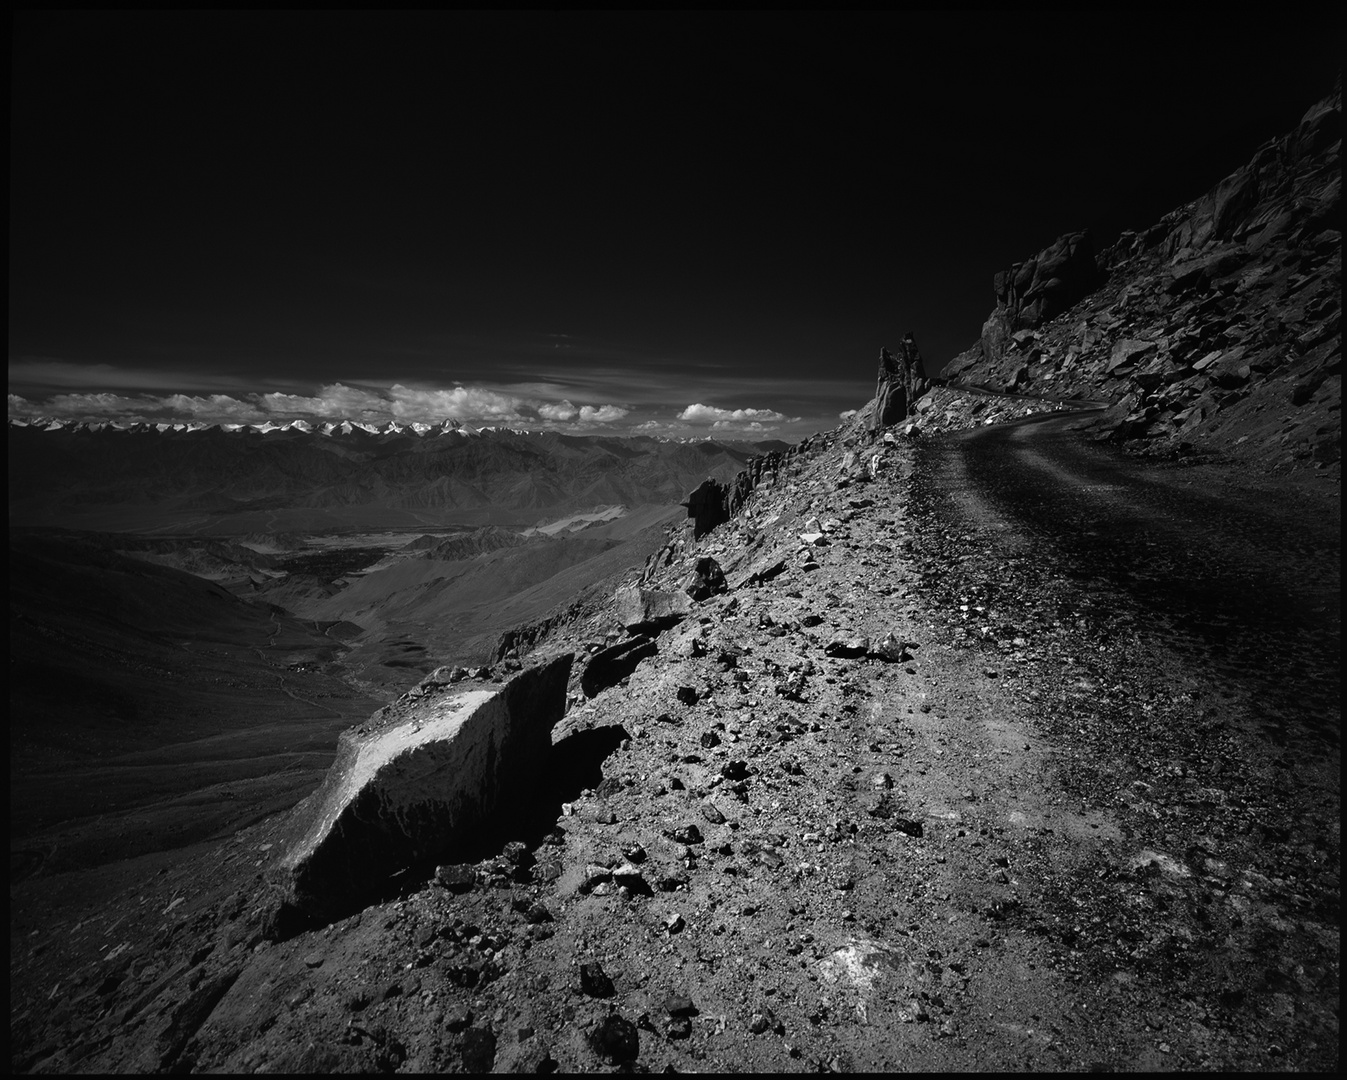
7, 422, 786, 534
8, 426, 781, 870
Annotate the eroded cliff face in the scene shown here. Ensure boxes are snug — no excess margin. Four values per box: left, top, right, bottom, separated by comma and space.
941, 83, 1341, 476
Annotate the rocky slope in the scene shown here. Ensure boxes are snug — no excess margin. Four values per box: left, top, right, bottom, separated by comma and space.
941, 84, 1341, 477
10, 386, 1337, 1073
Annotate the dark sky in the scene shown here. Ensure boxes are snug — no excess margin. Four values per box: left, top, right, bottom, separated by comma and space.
9, 11, 1342, 438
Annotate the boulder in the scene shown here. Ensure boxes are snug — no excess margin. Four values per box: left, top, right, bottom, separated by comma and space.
614, 587, 692, 634
679, 556, 726, 602
271, 653, 572, 925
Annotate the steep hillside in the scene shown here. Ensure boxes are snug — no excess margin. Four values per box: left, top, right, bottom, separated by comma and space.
941, 84, 1340, 476
10, 398, 1337, 1073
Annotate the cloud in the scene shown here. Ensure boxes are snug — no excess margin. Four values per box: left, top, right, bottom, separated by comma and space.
677, 403, 797, 426
262, 384, 388, 419
711, 419, 772, 433
160, 394, 270, 422
8, 379, 635, 431
578, 404, 629, 423
386, 385, 528, 423
538, 400, 579, 421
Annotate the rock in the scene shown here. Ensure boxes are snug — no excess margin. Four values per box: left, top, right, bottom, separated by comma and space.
685, 477, 730, 539
460, 1026, 497, 1072
670, 824, 703, 845
869, 633, 913, 662
873, 334, 931, 432
579, 962, 615, 998
614, 587, 691, 634
678, 685, 701, 706
988, 230, 1100, 342
700, 802, 726, 825
731, 553, 788, 589
590, 1015, 639, 1064
612, 862, 651, 894
1108, 338, 1158, 374
664, 993, 698, 1017
825, 635, 871, 658
270, 654, 572, 925
581, 636, 657, 698
680, 556, 727, 602
444, 1004, 473, 1032
581, 865, 613, 892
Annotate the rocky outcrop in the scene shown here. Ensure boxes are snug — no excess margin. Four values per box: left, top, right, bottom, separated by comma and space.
952, 230, 1101, 382
271, 653, 572, 925
873, 334, 931, 431
680, 434, 830, 540
941, 83, 1341, 474
997, 231, 1101, 332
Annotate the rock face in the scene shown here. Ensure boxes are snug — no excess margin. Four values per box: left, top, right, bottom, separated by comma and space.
581, 635, 658, 698
941, 83, 1341, 475
997, 230, 1100, 331
272, 653, 572, 924
613, 587, 692, 634
873, 334, 931, 431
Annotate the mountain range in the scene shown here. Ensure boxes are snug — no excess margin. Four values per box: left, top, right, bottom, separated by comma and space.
7, 425, 789, 533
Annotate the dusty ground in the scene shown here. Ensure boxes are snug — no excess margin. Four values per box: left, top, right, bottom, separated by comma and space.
9, 396, 1339, 1073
